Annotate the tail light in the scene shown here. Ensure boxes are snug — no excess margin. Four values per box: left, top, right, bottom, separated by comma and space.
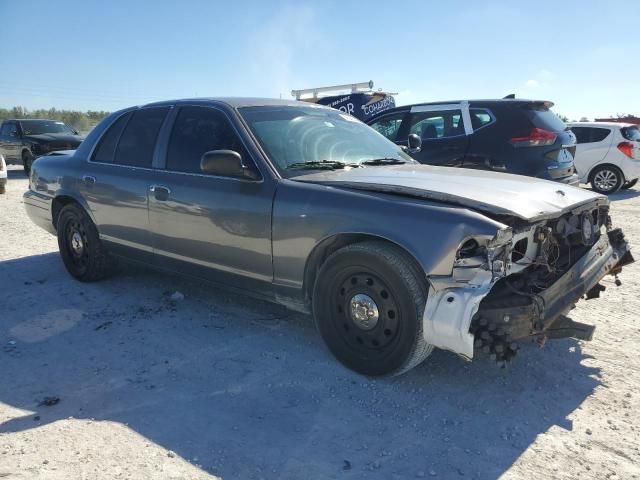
510, 128, 557, 147
617, 141, 635, 159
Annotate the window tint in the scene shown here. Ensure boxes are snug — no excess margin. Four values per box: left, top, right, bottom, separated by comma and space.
524, 107, 566, 132
369, 113, 406, 141
91, 113, 132, 163
572, 126, 611, 144
621, 126, 640, 142
409, 109, 464, 140
470, 109, 493, 130
0, 122, 13, 136
166, 106, 250, 174
114, 107, 169, 167
590, 127, 610, 142
571, 127, 590, 144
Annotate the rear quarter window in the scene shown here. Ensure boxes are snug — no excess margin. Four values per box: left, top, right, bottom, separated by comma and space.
621, 126, 640, 141
91, 113, 132, 163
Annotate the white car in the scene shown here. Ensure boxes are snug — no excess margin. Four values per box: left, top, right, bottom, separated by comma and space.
0, 154, 7, 194
568, 122, 640, 194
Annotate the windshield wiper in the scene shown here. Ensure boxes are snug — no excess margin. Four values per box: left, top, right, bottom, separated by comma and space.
361, 158, 406, 166
286, 160, 360, 170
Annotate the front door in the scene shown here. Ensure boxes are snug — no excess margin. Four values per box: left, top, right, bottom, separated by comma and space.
148, 105, 274, 290
0, 121, 22, 161
400, 105, 471, 166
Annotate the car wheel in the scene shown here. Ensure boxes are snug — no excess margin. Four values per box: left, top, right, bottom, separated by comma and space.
22, 150, 34, 175
591, 165, 624, 194
56, 203, 115, 281
312, 241, 433, 376
621, 178, 638, 190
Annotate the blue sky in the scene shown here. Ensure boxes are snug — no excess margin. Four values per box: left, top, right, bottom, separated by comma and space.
1, 0, 638, 120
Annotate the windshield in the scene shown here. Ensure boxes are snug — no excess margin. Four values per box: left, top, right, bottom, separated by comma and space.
239, 105, 414, 174
621, 126, 640, 142
20, 120, 75, 136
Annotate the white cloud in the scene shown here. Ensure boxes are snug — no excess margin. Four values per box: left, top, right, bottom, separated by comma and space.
525, 79, 539, 88
245, 6, 318, 98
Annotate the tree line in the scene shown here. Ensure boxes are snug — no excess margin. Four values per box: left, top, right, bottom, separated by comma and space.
0, 107, 110, 133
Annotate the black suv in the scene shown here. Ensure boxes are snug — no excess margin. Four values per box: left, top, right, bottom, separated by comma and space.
367, 99, 579, 185
0, 119, 84, 174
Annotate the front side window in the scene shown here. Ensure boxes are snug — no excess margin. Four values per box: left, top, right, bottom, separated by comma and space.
368, 112, 406, 141
409, 109, 464, 140
0, 123, 14, 136
239, 105, 413, 175
114, 107, 169, 167
166, 106, 251, 174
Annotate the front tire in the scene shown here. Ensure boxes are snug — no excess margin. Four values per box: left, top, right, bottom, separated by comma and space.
22, 150, 34, 175
590, 165, 624, 194
312, 241, 433, 376
56, 203, 115, 281
621, 178, 638, 190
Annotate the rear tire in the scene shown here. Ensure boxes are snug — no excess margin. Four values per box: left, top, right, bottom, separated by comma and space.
621, 178, 638, 190
590, 165, 623, 194
56, 203, 115, 281
312, 241, 433, 376
22, 150, 34, 175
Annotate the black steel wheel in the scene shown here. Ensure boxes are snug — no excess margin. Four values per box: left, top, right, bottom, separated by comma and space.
313, 241, 433, 376
57, 203, 115, 281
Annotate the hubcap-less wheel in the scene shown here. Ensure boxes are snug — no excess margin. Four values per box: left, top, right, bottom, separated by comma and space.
314, 241, 434, 376
64, 219, 90, 275
333, 271, 401, 354
593, 169, 619, 192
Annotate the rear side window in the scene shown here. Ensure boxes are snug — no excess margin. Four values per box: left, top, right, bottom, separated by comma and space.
114, 107, 169, 167
409, 109, 464, 140
470, 109, 493, 130
572, 126, 611, 144
92, 113, 131, 163
621, 126, 640, 141
368, 112, 406, 141
166, 106, 251, 174
524, 106, 566, 133
1, 122, 16, 136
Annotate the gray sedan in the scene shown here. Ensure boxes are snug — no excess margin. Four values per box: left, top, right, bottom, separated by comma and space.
23, 98, 633, 375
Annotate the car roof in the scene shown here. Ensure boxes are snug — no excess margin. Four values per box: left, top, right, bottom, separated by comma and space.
142, 97, 326, 109
4, 118, 66, 122
567, 121, 637, 128
368, 98, 553, 115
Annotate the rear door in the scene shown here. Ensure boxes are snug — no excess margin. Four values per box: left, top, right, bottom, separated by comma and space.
79, 107, 170, 262
401, 104, 470, 166
571, 126, 612, 180
148, 105, 274, 290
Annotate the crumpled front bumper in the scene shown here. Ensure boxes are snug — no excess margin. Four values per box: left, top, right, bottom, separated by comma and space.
423, 229, 633, 359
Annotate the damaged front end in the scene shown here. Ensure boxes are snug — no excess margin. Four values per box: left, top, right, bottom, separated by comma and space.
423, 202, 634, 363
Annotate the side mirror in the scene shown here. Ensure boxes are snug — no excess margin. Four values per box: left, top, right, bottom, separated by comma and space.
200, 150, 260, 180
408, 133, 422, 153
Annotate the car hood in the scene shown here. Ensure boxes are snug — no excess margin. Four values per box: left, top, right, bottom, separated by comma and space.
292, 164, 606, 222
24, 133, 83, 144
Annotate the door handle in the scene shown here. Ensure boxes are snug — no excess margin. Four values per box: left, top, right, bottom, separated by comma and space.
82, 175, 96, 185
150, 184, 171, 201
